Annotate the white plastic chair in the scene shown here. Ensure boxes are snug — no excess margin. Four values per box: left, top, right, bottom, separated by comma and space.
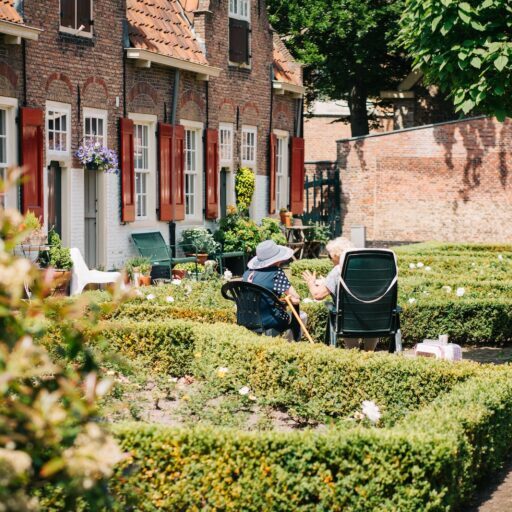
70, 248, 123, 295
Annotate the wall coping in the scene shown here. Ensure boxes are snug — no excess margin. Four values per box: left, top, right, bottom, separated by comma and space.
336, 115, 487, 144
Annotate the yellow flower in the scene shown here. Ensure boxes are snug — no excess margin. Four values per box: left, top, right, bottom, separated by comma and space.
217, 367, 229, 378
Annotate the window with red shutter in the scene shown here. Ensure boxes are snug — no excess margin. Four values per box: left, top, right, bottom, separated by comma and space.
173, 125, 186, 221
20, 107, 44, 220
120, 118, 135, 223
205, 129, 219, 220
289, 137, 305, 215
158, 123, 173, 222
269, 134, 277, 214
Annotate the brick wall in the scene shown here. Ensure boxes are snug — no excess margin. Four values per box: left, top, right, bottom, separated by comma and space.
337, 117, 512, 244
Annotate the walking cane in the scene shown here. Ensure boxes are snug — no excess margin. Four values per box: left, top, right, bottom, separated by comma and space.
283, 295, 314, 344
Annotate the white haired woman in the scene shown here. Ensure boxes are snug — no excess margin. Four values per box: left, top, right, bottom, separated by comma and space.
302, 237, 378, 351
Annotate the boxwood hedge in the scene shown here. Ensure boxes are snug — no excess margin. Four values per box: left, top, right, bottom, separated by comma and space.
107, 367, 512, 511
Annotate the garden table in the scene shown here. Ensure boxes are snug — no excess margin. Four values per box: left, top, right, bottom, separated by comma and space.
284, 225, 314, 259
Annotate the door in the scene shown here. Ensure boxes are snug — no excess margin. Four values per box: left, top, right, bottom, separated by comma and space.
47, 161, 62, 237
84, 170, 98, 268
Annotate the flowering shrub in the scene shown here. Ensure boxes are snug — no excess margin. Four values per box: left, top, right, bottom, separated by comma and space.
76, 141, 119, 174
0, 170, 124, 509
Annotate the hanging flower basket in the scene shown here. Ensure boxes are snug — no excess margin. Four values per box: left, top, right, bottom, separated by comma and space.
76, 141, 119, 174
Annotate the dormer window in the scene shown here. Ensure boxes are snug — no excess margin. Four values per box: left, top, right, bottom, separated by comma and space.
229, 0, 250, 65
60, 0, 93, 37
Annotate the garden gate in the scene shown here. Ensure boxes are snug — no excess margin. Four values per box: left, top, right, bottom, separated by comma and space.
302, 168, 341, 237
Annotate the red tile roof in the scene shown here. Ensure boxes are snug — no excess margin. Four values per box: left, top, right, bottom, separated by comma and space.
0, 0, 23, 24
127, 0, 208, 67
273, 33, 302, 87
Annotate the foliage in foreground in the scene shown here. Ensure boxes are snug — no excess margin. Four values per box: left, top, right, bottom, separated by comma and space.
0, 171, 123, 511
400, 0, 512, 120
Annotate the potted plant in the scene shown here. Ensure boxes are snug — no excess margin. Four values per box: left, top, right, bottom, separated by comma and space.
38, 230, 72, 295
172, 262, 205, 280
180, 228, 220, 265
279, 208, 292, 227
76, 141, 119, 174
305, 222, 331, 258
125, 256, 152, 286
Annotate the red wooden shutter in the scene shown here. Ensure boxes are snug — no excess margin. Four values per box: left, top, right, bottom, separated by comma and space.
20, 107, 44, 219
158, 123, 173, 221
120, 118, 135, 223
289, 136, 305, 215
172, 124, 185, 221
269, 133, 277, 214
205, 128, 219, 220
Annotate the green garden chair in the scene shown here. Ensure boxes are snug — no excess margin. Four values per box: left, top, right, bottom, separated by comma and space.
327, 249, 401, 352
131, 232, 198, 280
213, 242, 247, 276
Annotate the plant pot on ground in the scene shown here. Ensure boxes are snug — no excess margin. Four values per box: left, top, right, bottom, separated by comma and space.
37, 230, 72, 296
180, 228, 220, 262
125, 256, 152, 286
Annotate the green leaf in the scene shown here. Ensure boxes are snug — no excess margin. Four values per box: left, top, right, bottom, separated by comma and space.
459, 2, 472, 12
461, 99, 475, 114
470, 57, 482, 69
431, 15, 442, 32
471, 21, 486, 31
494, 85, 505, 96
481, 0, 494, 8
458, 10, 471, 23
494, 55, 509, 71
458, 51, 467, 61
495, 109, 507, 122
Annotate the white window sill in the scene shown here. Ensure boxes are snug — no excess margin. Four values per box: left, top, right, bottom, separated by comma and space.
228, 60, 252, 70
59, 27, 93, 39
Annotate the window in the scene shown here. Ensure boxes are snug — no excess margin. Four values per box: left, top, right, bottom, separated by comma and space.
83, 108, 106, 145
185, 128, 200, 218
229, 0, 250, 64
46, 103, 71, 157
241, 126, 257, 169
60, 0, 93, 35
0, 109, 7, 208
134, 124, 149, 219
219, 123, 235, 206
275, 132, 289, 210
229, 0, 250, 20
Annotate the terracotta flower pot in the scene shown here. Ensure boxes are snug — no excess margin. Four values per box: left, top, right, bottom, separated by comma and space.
138, 275, 151, 286
50, 269, 72, 296
172, 269, 188, 280
187, 253, 209, 265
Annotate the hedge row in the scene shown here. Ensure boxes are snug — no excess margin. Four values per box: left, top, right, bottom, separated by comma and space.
47, 318, 482, 424
108, 367, 512, 511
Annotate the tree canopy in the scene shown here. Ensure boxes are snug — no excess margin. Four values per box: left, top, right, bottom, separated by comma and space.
267, 0, 409, 136
400, 0, 512, 121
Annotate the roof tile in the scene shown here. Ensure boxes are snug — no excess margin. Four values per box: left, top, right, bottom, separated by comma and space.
273, 33, 302, 87
0, 0, 23, 24
127, 0, 208, 67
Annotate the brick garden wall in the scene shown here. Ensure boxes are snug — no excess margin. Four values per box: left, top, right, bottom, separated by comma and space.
337, 117, 512, 244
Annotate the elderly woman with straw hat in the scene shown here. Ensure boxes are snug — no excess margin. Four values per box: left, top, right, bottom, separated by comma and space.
243, 240, 307, 341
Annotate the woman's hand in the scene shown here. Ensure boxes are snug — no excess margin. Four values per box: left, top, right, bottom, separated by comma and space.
302, 270, 317, 288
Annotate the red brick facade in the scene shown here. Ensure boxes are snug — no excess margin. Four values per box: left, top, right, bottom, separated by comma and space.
337, 117, 512, 244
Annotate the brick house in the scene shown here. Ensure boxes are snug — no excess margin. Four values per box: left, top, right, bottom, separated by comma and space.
0, 0, 304, 269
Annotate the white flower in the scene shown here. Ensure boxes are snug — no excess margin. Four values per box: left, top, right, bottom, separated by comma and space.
248, 394, 257, 401
238, 386, 250, 396
442, 286, 452, 294
302, 298, 314, 304
498, 254, 504, 261
165, 296, 174, 303
171, 279, 182, 286
185, 285, 192, 295
169, 377, 178, 383
146, 293, 155, 300
135, 289, 144, 297
408, 298, 416, 304
361, 400, 381, 423
425, 266, 432, 272
417, 262, 424, 268
456, 287, 465, 297
409, 263, 416, 269
223, 270, 233, 280
217, 367, 229, 378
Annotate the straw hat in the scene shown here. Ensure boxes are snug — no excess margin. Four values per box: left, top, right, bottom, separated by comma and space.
247, 240, 294, 270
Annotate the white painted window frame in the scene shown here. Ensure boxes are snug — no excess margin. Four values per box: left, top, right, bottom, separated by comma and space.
241, 125, 257, 170
129, 113, 157, 222
274, 129, 289, 211
59, 0, 94, 38
219, 122, 235, 207
229, 0, 250, 21
46, 101, 71, 164
181, 119, 204, 223
83, 107, 107, 145
0, 96, 17, 210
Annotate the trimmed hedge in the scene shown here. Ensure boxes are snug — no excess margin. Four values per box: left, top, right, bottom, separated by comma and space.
108, 367, 512, 511
51, 318, 481, 424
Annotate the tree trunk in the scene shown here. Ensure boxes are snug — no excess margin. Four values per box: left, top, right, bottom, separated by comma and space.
348, 83, 369, 137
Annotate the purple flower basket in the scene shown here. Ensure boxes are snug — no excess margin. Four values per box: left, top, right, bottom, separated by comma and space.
76, 141, 119, 174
